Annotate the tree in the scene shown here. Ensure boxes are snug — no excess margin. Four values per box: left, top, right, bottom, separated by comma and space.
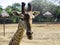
0, 5, 3, 14
5, 3, 21, 23
54, 6, 60, 22
5, 6, 13, 16
31, 0, 56, 13
12, 3, 21, 11
31, 0, 56, 22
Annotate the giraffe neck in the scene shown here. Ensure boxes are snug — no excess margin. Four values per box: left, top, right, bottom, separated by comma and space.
9, 20, 25, 45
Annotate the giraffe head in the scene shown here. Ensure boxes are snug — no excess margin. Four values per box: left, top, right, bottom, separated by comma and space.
12, 2, 40, 40
12, 2, 40, 18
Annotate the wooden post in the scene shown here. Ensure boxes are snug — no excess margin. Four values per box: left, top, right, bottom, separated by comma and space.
3, 17, 5, 36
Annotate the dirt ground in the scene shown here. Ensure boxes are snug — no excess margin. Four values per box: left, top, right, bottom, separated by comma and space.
0, 23, 60, 45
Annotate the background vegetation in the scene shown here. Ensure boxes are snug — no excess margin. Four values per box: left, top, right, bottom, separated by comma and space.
0, 0, 60, 23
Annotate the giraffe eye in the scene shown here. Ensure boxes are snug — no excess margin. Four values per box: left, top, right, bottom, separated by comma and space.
20, 14, 24, 18
33, 12, 37, 15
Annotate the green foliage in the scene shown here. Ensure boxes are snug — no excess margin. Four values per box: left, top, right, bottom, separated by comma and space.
0, 1, 60, 23
5, 6, 13, 17
0, 8, 3, 14
12, 3, 21, 11
4, 3, 21, 23
31, 0, 56, 13
0, 5, 3, 14
31, 0, 59, 22
55, 6, 60, 16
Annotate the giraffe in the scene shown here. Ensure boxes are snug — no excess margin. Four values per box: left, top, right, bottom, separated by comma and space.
9, 2, 40, 45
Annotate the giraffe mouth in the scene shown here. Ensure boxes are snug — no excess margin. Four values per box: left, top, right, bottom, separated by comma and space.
26, 32, 33, 40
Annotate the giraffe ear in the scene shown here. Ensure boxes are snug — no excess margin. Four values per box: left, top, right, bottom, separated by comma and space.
12, 11, 21, 16
33, 11, 40, 16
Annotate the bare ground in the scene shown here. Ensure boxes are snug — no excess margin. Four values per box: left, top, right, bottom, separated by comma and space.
0, 24, 60, 45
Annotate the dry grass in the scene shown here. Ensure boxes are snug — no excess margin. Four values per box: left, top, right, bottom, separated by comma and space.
0, 23, 60, 45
